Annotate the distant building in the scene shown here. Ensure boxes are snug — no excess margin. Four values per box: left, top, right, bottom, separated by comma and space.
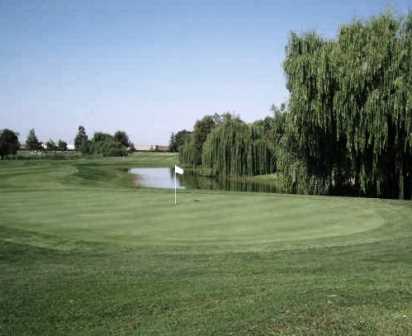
133, 144, 170, 152
67, 144, 75, 151
134, 144, 155, 151
154, 145, 169, 152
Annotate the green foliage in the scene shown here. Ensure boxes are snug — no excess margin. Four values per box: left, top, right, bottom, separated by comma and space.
92, 132, 112, 144
283, 12, 412, 199
74, 126, 88, 152
79, 140, 90, 154
169, 133, 176, 151
46, 139, 57, 151
180, 109, 286, 178
25, 129, 42, 151
191, 115, 217, 165
0, 129, 19, 159
89, 132, 128, 157
178, 115, 217, 165
113, 130, 130, 148
169, 129, 192, 152
177, 13, 412, 200
178, 12, 412, 200
73, 127, 129, 157
179, 136, 196, 165
57, 140, 67, 151
202, 115, 276, 176
128, 142, 135, 152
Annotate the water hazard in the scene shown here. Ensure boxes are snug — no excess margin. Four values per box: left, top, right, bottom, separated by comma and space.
129, 168, 184, 189
129, 167, 278, 193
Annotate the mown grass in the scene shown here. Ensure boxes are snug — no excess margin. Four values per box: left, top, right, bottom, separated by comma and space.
1, 152, 412, 335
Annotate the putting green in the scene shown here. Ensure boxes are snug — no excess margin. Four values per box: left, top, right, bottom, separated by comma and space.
0, 155, 402, 254
0, 187, 387, 252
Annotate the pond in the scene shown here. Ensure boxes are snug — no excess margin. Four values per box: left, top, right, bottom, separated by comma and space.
129, 167, 279, 193
129, 168, 184, 189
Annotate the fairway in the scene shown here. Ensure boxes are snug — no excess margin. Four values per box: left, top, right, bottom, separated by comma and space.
1, 153, 412, 335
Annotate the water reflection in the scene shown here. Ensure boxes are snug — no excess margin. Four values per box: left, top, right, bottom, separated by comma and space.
129, 168, 184, 189
180, 169, 278, 193
130, 167, 278, 193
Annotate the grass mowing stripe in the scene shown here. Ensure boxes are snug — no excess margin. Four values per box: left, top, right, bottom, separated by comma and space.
1, 153, 412, 335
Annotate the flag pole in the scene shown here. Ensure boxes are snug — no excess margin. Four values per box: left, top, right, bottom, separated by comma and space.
174, 165, 183, 205
174, 169, 177, 205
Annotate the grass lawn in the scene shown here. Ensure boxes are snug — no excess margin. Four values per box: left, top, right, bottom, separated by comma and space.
1, 152, 412, 335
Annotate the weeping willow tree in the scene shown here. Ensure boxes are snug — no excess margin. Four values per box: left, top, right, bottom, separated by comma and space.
201, 115, 276, 176
178, 12, 412, 199
335, 13, 412, 198
282, 33, 352, 195
179, 115, 218, 166
178, 136, 196, 166
283, 12, 412, 199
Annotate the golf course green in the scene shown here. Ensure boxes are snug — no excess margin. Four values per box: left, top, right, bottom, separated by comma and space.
1, 152, 412, 335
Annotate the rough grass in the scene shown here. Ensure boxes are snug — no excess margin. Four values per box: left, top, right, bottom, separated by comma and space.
1, 152, 412, 335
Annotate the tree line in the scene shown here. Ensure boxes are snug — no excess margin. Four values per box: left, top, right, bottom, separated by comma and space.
0, 128, 68, 159
74, 126, 132, 156
175, 12, 412, 199
0, 126, 133, 159
176, 108, 284, 176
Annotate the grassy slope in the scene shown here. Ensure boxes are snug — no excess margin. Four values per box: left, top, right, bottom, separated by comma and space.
1, 152, 412, 335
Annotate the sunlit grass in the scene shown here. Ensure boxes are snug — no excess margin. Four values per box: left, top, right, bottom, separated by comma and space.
1, 153, 412, 335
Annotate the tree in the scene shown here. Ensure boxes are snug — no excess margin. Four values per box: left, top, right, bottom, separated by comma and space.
169, 133, 176, 152
92, 132, 113, 143
74, 126, 88, 151
177, 12, 412, 200
46, 139, 57, 151
179, 136, 196, 165
169, 130, 192, 152
128, 142, 135, 152
283, 12, 412, 199
193, 115, 217, 164
79, 140, 90, 154
113, 131, 130, 147
0, 129, 19, 159
202, 115, 276, 176
57, 140, 67, 151
26, 129, 42, 151
89, 132, 127, 157
179, 115, 217, 165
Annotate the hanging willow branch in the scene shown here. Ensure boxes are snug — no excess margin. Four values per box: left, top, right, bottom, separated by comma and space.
201, 116, 276, 177
283, 12, 412, 199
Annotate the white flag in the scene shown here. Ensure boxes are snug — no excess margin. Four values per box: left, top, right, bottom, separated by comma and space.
175, 165, 184, 175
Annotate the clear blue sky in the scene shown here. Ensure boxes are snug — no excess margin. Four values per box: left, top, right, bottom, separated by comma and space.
0, 0, 410, 145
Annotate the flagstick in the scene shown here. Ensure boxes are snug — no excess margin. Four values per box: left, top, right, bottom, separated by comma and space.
174, 171, 177, 205
174, 165, 183, 205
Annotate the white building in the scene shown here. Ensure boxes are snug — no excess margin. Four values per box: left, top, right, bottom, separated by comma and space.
134, 144, 155, 151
